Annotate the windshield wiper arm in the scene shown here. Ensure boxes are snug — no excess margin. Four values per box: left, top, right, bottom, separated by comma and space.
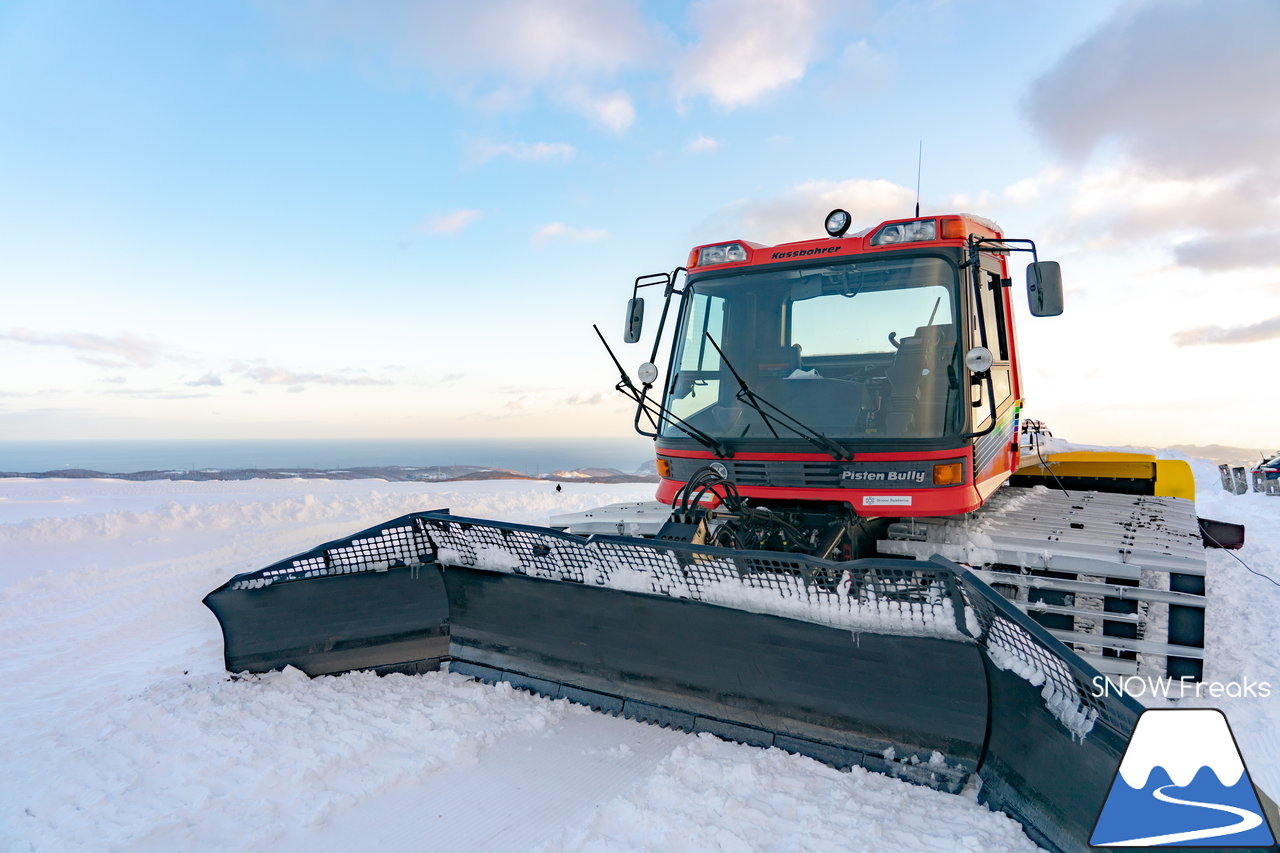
704, 334, 853, 462
593, 325, 731, 458
703, 333, 781, 439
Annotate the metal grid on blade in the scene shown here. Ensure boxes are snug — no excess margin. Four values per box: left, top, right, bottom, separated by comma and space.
957, 577, 1117, 735
232, 517, 432, 588
418, 514, 960, 632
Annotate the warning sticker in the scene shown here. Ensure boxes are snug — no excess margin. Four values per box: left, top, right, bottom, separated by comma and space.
863, 495, 913, 506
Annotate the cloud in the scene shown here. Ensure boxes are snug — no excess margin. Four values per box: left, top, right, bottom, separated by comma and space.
270, 0, 666, 130
837, 39, 894, 88
1043, 166, 1271, 253
564, 390, 613, 406
237, 365, 392, 388
1173, 315, 1280, 347
687, 134, 718, 153
1023, 0, 1280, 263
503, 393, 541, 413
532, 222, 609, 244
77, 356, 134, 369
186, 372, 224, 387
0, 328, 167, 367
559, 86, 636, 133
1026, 0, 1280, 176
464, 138, 576, 166
675, 0, 851, 108
701, 178, 916, 245
1172, 232, 1280, 273
1002, 168, 1065, 205
105, 388, 213, 400
424, 209, 482, 235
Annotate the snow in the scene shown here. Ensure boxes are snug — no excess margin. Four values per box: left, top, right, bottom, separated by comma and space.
1, 477, 1042, 852
2, 466, 1276, 851
1159, 456, 1280, 798
983, 622, 1098, 741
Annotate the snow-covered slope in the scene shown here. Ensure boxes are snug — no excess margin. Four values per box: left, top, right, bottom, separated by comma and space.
2, 470, 1276, 851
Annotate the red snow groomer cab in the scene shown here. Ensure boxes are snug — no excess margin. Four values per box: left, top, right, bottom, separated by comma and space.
619, 210, 1063, 553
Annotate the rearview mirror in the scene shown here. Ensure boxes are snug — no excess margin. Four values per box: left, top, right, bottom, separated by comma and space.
1026, 261, 1063, 317
624, 298, 645, 343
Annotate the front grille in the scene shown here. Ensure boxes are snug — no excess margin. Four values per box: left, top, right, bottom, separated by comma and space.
668, 457, 842, 488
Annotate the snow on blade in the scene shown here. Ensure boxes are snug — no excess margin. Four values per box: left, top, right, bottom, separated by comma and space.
984, 616, 1098, 740
427, 518, 966, 639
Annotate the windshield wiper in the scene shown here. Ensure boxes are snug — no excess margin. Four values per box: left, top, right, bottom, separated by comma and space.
704, 334, 853, 462
593, 325, 731, 458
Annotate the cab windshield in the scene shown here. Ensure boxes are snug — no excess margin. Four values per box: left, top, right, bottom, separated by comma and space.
661, 256, 961, 442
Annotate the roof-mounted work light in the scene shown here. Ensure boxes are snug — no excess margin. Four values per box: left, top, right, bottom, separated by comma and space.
825, 209, 852, 238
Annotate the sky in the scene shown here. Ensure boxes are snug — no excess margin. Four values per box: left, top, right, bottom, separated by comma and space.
2, 0, 1277, 450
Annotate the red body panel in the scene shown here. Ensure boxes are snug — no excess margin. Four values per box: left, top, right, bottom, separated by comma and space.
653, 446, 1008, 517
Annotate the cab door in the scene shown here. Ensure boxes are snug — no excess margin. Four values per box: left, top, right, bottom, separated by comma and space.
969, 256, 1017, 481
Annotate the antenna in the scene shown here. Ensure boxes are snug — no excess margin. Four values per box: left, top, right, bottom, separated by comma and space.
914, 140, 923, 217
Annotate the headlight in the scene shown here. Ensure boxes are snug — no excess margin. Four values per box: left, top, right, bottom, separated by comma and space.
697, 242, 748, 266
869, 218, 937, 246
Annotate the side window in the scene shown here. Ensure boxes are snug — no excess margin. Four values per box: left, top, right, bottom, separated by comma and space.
979, 271, 1009, 362
676, 293, 723, 371
978, 270, 1012, 405
666, 292, 726, 426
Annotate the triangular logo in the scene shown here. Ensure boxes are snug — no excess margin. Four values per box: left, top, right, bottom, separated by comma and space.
1090, 708, 1276, 847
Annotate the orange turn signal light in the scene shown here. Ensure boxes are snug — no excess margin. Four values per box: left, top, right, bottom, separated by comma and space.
933, 462, 963, 485
940, 218, 967, 240
656, 457, 672, 478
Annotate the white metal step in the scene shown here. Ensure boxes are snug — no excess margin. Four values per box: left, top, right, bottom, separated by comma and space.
1047, 629, 1204, 660
1019, 601, 1140, 624
970, 569, 1202, 608
1074, 654, 1140, 677
879, 486, 1207, 580
549, 501, 672, 537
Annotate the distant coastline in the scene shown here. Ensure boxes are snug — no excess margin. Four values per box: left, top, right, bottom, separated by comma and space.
0, 463, 659, 485
0, 438, 656, 479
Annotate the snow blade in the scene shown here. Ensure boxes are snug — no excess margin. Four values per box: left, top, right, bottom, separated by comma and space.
203, 511, 1278, 853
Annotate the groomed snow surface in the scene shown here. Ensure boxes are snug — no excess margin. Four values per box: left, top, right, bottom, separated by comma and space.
2, 467, 1277, 852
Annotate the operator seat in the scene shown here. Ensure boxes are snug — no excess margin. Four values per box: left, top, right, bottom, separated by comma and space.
756, 345, 802, 378
756, 343, 864, 433
884, 324, 956, 436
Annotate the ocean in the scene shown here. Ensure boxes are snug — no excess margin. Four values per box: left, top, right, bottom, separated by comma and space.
0, 438, 656, 476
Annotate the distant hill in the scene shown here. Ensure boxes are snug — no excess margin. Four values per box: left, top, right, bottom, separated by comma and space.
7, 444, 1270, 483
0, 463, 659, 485
1163, 445, 1277, 468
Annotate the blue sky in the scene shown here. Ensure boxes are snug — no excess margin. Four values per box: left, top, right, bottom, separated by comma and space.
2, 0, 1277, 449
